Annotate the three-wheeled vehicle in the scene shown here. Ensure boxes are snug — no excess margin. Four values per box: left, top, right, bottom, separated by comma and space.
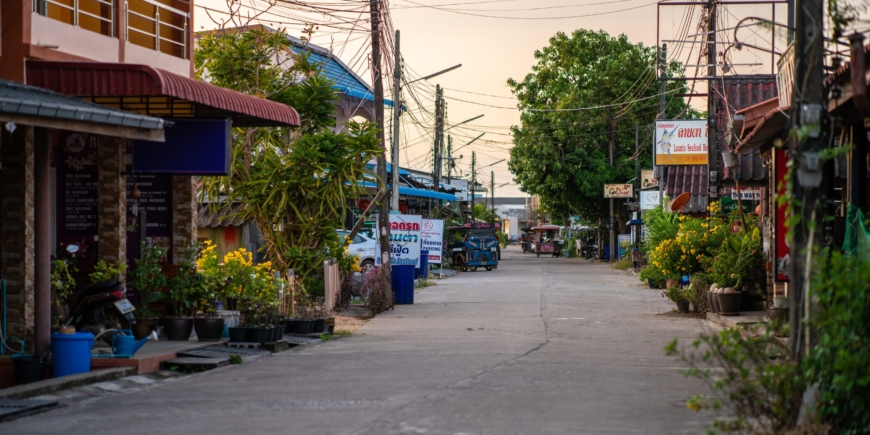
520, 227, 534, 253
447, 223, 499, 271
531, 225, 563, 257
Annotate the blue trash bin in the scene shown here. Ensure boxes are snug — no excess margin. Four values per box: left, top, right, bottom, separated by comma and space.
51, 332, 94, 378
415, 250, 430, 279
391, 265, 415, 305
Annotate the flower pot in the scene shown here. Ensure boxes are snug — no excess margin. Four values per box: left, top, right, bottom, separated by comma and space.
228, 327, 250, 343
194, 317, 225, 342
12, 355, 46, 386
706, 292, 715, 313
293, 320, 313, 334
676, 301, 690, 313
133, 318, 159, 340
275, 324, 285, 340
718, 289, 741, 316
313, 318, 326, 334
163, 317, 194, 341
250, 327, 269, 344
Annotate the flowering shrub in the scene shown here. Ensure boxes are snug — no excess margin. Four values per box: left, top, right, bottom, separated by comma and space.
196, 241, 277, 319
362, 265, 392, 316
642, 205, 730, 281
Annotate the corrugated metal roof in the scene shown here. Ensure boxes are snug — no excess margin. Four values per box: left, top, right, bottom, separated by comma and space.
0, 79, 165, 130
713, 76, 777, 182
26, 61, 300, 127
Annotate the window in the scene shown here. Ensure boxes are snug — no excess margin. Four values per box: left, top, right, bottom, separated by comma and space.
353, 236, 365, 244
126, 0, 189, 59
34, 0, 114, 37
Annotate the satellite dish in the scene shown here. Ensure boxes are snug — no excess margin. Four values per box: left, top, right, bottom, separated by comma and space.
670, 192, 691, 212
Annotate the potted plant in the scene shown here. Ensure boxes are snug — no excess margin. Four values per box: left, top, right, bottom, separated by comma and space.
50, 259, 77, 331
128, 243, 166, 339
662, 285, 690, 313
163, 243, 202, 341
718, 287, 741, 315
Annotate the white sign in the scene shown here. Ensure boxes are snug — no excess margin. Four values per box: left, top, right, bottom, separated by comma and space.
639, 191, 660, 210
731, 187, 762, 200
655, 119, 709, 165
641, 169, 659, 189
377, 214, 422, 267
604, 184, 633, 198
420, 218, 444, 264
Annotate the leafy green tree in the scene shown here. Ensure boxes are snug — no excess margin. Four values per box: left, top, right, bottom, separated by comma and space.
196, 27, 381, 294
507, 29, 697, 228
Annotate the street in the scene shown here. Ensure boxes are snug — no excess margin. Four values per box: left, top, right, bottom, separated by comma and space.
9, 246, 715, 435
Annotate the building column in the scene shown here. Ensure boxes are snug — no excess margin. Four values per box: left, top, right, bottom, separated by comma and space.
34, 128, 52, 356
97, 137, 127, 279
172, 176, 197, 265
1, 126, 36, 352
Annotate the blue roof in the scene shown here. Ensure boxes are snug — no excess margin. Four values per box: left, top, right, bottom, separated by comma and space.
288, 37, 394, 108
365, 162, 410, 176
357, 181, 456, 201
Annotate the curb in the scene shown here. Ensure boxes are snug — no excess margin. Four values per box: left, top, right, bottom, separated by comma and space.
0, 367, 136, 400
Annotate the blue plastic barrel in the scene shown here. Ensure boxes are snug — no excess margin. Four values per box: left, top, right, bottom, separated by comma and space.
51, 332, 93, 378
391, 265, 415, 305
415, 250, 430, 279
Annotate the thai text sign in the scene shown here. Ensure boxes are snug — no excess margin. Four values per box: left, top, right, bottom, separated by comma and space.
641, 169, 658, 189
388, 214, 422, 266
731, 187, 763, 200
421, 218, 444, 264
604, 184, 633, 198
655, 120, 709, 165
639, 191, 660, 210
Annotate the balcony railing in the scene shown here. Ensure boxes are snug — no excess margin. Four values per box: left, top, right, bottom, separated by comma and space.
32, 0, 189, 60
777, 43, 795, 108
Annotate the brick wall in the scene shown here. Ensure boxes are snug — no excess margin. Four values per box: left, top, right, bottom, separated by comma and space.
1, 126, 35, 349
171, 176, 197, 264
97, 137, 127, 279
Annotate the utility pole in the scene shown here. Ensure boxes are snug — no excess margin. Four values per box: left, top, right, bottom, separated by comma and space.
490, 171, 495, 220
390, 29, 402, 212
635, 124, 640, 248
706, 1, 719, 200
471, 151, 476, 229
788, 0, 826, 360
446, 135, 453, 184
369, 0, 391, 268
433, 85, 444, 195
658, 43, 667, 209
609, 119, 615, 263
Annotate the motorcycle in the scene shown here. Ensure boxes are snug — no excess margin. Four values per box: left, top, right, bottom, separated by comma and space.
59, 244, 135, 344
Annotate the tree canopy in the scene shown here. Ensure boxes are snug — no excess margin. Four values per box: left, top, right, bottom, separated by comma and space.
507, 29, 697, 224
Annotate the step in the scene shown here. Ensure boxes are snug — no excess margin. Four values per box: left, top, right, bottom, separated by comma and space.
160, 357, 228, 372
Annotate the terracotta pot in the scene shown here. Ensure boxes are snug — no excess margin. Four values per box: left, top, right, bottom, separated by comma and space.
711, 291, 721, 313
706, 292, 715, 313
193, 317, 225, 342
162, 317, 194, 341
718, 287, 741, 315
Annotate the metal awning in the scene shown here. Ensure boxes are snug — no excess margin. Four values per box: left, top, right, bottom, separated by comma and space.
26, 61, 300, 127
0, 79, 165, 141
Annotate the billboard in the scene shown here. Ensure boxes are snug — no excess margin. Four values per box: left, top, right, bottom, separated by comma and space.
655, 120, 709, 165
376, 214, 423, 267
641, 169, 659, 189
420, 218, 444, 264
639, 191, 660, 210
604, 184, 633, 198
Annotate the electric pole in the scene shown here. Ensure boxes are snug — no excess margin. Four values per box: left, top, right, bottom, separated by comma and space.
658, 43, 667, 209
446, 135, 453, 184
609, 118, 615, 263
470, 151, 476, 229
706, 2, 719, 199
433, 86, 444, 195
788, 0, 826, 360
635, 124, 640, 248
390, 29, 402, 212
490, 171, 495, 221
369, 0, 391, 268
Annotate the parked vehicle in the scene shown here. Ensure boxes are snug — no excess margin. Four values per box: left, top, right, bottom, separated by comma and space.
337, 230, 377, 270
531, 225, 563, 258
65, 280, 134, 344
447, 224, 499, 271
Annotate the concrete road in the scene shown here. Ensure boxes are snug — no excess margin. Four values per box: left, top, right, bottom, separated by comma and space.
9, 246, 716, 435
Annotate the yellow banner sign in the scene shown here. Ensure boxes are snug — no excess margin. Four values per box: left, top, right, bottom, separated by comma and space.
655, 120, 709, 165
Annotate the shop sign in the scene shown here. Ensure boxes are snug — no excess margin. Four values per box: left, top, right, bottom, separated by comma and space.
731, 187, 763, 200
641, 169, 659, 189
375, 214, 422, 266
421, 219, 444, 264
604, 184, 633, 198
639, 191, 660, 210
655, 119, 709, 165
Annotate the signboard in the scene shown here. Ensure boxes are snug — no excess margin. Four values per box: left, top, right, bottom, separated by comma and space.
774, 149, 790, 282
604, 184, 633, 198
639, 191, 660, 210
376, 214, 423, 266
655, 120, 709, 165
53, 130, 99, 264
641, 169, 659, 189
420, 218, 444, 264
133, 119, 231, 175
731, 187, 763, 200
618, 234, 631, 259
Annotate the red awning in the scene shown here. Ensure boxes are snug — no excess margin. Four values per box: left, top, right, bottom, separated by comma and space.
26, 61, 300, 127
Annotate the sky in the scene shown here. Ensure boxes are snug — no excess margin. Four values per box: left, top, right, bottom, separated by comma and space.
196, 0, 789, 198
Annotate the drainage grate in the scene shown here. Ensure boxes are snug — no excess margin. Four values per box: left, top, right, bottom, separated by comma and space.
178, 345, 270, 359
0, 399, 62, 422
283, 334, 322, 345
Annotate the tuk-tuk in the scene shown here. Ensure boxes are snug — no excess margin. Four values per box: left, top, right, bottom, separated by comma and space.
447, 223, 499, 271
531, 225, 563, 257
520, 227, 534, 253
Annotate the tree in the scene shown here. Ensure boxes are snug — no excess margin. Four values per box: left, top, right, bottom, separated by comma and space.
196, 26, 381, 296
507, 29, 697, 228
